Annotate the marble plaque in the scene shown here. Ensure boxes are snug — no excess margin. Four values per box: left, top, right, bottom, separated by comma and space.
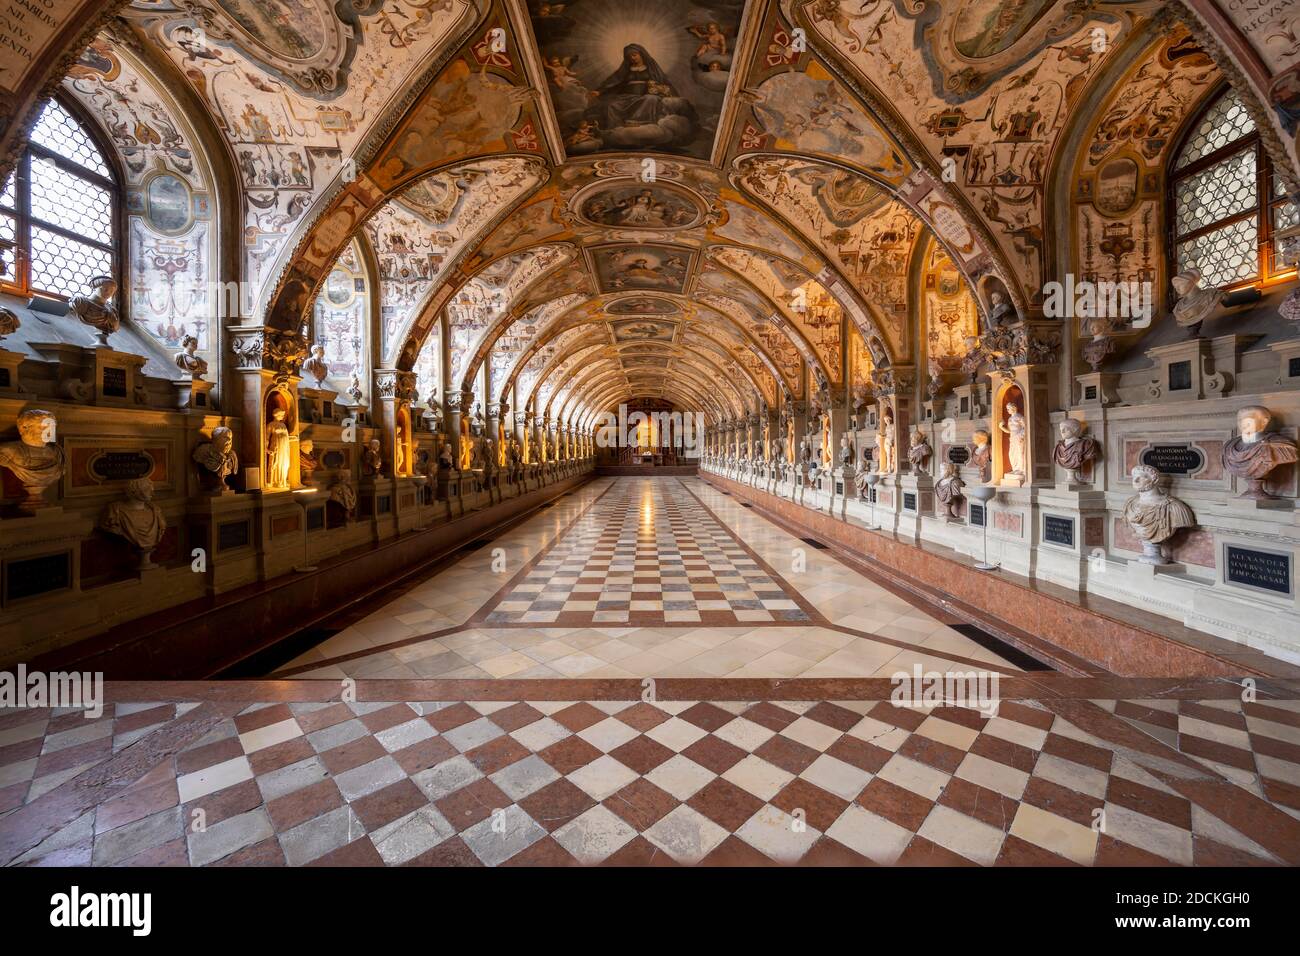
947, 446, 970, 465
1140, 444, 1204, 476
1044, 514, 1075, 548
1224, 545, 1293, 597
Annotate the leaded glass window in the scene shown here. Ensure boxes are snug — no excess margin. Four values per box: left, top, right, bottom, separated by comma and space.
0, 97, 118, 299
1171, 87, 1296, 289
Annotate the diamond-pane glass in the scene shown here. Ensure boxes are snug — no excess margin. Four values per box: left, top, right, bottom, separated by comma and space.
1174, 148, 1256, 236
30, 156, 113, 245
1176, 218, 1258, 288
1273, 200, 1299, 261
0, 174, 13, 210
1174, 89, 1256, 171
0, 212, 14, 281
30, 226, 112, 298
30, 100, 111, 178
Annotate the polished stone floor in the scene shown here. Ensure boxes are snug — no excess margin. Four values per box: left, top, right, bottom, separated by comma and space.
5, 478, 1298, 868
2, 690, 1298, 867
273, 478, 1021, 681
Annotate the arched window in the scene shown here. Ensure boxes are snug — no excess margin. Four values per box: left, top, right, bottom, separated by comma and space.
0, 97, 119, 299
1170, 86, 1297, 289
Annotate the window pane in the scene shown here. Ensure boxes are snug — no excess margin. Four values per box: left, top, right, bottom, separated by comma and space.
30, 100, 111, 178
1273, 200, 1299, 264
30, 225, 112, 298
30, 156, 113, 246
0, 173, 13, 211
0, 211, 14, 282
1176, 218, 1258, 288
1173, 147, 1256, 237
1175, 89, 1256, 171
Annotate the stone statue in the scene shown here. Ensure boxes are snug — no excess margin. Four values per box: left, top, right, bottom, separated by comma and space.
0, 408, 65, 511
363, 438, 383, 475
988, 290, 1015, 329
299, 438, 319, 485
469, 403, 486, 438
99, 477, 166, 569
0, 306, 21, 343
1122, 464, 1196, 564
330, 478, 356, 517
877, 408, 895, 473
1221, 405, 1299, 500
907, 428, 932, 471
1053, 418, 1099, 483
971, 429, 991, 478
437, 443, 454, 471
347, 373, 363, 404
193, 425, 239, 494
70, 276, 120, 346
1171, 269, 1219, 338
173, 335, 208, 379
838, 434, 853, 468
302, 344, 329, 386
1000, 402, 1027, 480
935, 462, 965, 521
265, 407, 292, 490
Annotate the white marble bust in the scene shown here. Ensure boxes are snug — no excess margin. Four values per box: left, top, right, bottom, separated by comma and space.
1122, 464, 1196, 564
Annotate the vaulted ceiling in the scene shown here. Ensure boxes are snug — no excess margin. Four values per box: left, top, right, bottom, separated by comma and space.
38, 0, 1294, 425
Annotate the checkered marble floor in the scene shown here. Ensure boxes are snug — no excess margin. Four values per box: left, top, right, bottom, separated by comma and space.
5, 694, 1299, 867
481, 479, 814, 627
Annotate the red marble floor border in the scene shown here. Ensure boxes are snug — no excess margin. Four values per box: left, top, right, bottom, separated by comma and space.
87, 676, 1300, 702
0, 701, 244, 867
702, 473, 1300, 679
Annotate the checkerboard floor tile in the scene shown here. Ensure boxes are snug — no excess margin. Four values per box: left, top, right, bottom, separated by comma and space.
481, 480, 814, 628
7, 694, 1300, 868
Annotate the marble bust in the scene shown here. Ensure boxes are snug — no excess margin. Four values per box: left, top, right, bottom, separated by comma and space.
0, 305, 21, 342
330, 478, 356, 517
70, 275, 120, 346
193, 425, 239, 494
173, 335, 208, 379
1122, 464, 1196, 564
935, 462, 965, 521
363, 438, 384, 475
0, 408, 65, 511
988, 290, 1015, 329
437, 443, 454, 471
99, 477, 166, 568
1053, 418, 1099, 483
302, 345, 329, 386
299, 438, 319, 485
1221, 405, 1298, 499
907, 428, 931, 471
839, 434, 853, 468
1171, 269, 1219, 338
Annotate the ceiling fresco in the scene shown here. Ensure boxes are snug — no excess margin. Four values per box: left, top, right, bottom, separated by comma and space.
47, 0, 1290, 429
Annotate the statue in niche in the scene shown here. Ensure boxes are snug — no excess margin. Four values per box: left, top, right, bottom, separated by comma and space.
70, 275, 120, 346
173, 335, 208, 379
1221, 405, 1299, 499
302, 344, 329, 386
907, 427, 932, 472
330, 478, 356, 518
0, 306, 19, 343
193, 425, 239, 494
395, 433, 408, 477
265, 407, 292, 490
99, 477, 166, 569
1171, 269, 1219, 338
363, 438, 384, 475
987, 290, 1015, 330
299, 438, 319, 486
970, 429, 991, 478
1053, 418, 1099, 483
935, 462, 965, 521
0, 408, 65, 511
1122, 464, 1196, 564
876, 407, 895, 473
1000, 402, 1027, 480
